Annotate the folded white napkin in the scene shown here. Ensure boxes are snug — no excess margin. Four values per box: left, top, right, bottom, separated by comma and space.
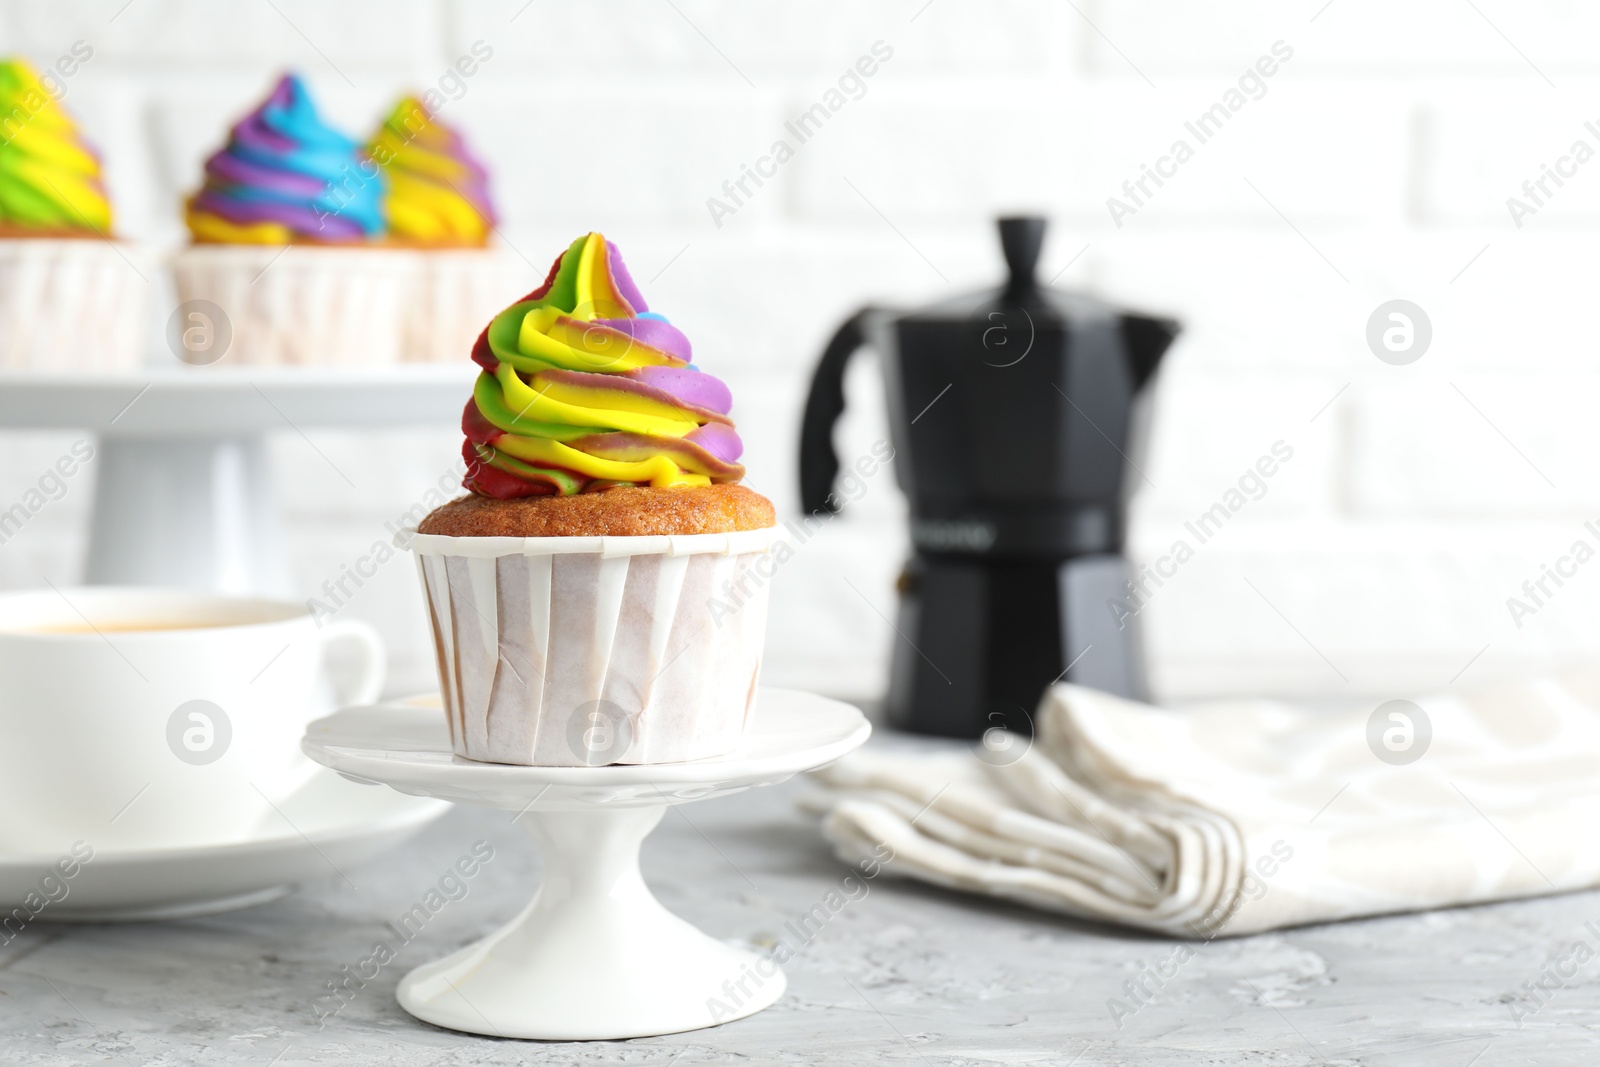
808, 676, 1600, 937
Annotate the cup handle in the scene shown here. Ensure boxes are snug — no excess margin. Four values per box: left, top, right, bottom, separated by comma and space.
315, 620, 387, 709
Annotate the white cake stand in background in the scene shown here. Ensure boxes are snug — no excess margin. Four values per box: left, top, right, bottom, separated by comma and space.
0, 366, 472, 594
301, 688, 870, 1042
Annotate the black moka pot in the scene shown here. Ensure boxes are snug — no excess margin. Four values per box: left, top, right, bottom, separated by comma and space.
799, 217, 1180, 739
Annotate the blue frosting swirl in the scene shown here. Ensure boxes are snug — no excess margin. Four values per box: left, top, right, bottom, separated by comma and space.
187, 73, 385, 242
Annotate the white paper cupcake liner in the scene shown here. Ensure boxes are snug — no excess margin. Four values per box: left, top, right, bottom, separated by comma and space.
0, 239, 149, 372
409, 527, 783, 767
403, 249, 532, 363
171, 244, 416, 366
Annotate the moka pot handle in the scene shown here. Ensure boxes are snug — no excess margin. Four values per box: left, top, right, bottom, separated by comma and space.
798, 307, 876, 515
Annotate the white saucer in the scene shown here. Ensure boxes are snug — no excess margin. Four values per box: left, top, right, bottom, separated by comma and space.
0, 765, 449, 922
302, 687, 871, 1041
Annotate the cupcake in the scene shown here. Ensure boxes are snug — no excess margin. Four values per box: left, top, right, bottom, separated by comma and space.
171, 73, 412, 366
410, 231, 780, 767
367, 95, 527, 362
0, 58, 146, 371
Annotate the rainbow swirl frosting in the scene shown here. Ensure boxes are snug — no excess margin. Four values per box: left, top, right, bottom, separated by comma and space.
186, 73, 384, 244
463, 233, 745, 498
370, 97, 494, 247
0, 59, 112, 233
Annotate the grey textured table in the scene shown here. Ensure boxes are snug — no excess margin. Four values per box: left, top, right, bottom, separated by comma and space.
2, 735, 1595, 1065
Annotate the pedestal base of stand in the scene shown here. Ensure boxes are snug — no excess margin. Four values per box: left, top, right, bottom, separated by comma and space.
87, 436, 287, 594
398, 806, 783, 1041
0, 368, 472, 595
301, 693, 870, 1042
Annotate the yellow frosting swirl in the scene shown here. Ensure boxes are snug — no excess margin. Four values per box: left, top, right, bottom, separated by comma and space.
370, 97, 494, 247
0, 59, 112, 233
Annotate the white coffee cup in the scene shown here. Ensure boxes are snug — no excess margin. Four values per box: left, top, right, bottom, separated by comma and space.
0, 587, 384, 855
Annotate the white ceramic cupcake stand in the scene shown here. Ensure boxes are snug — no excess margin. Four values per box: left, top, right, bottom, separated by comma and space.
301, 688, 870, 1041
0, 367, 473, 593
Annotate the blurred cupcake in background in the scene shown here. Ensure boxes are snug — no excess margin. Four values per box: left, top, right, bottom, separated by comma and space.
0, 58, 146, 372
368, 95, 528, 362
370, 95, 493, 249
171, 73, 412, 366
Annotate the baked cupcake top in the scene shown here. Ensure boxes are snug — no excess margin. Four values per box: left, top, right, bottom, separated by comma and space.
186, 73, 384, 245
0, 59, 113, 235
461, 232, 746, 499
369, 96, 494, 248
418, 484, 774, 537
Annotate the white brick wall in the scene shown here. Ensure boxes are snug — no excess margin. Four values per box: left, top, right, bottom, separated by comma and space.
3, 0, 1598, 706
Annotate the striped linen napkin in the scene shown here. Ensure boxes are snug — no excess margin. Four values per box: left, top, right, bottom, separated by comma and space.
807, 676, 1600, 936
